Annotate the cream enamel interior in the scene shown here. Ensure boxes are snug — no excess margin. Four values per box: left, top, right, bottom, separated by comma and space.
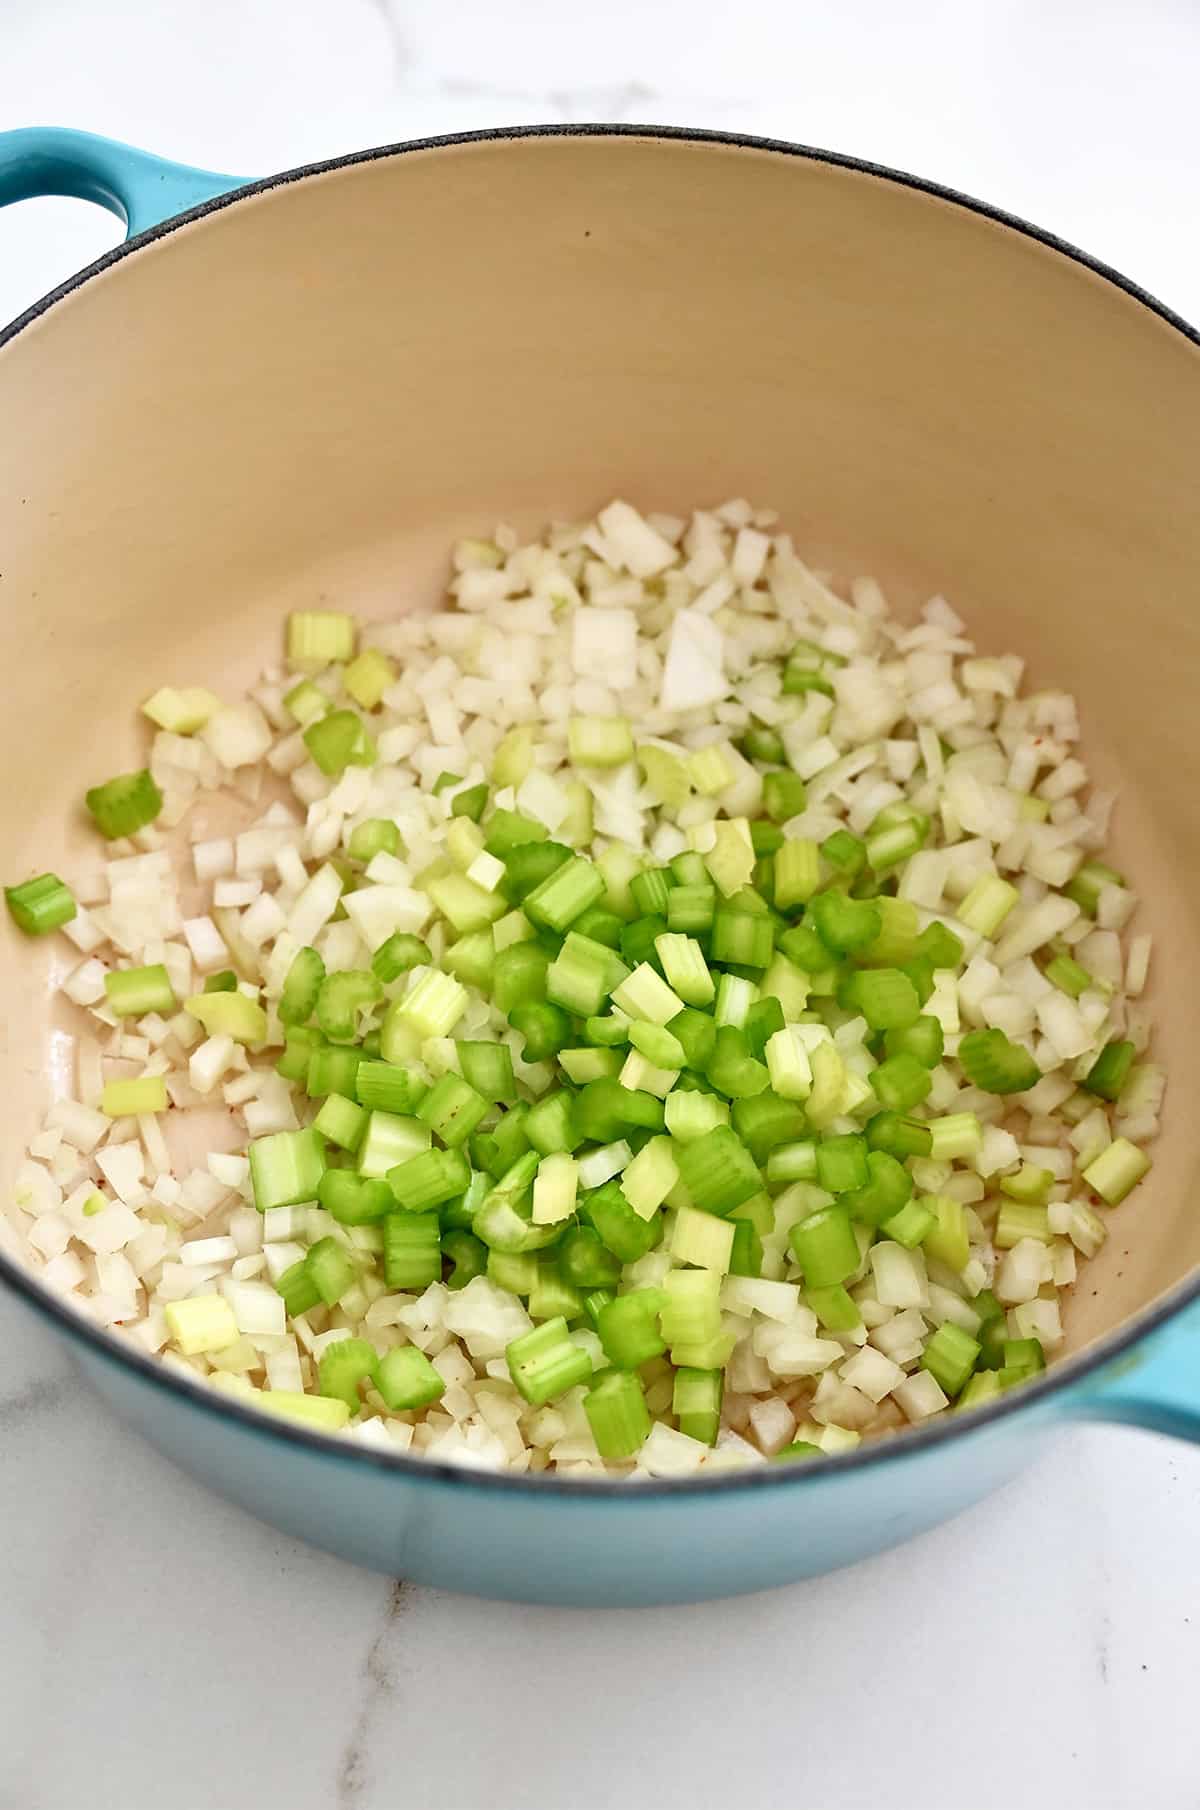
1, 131, 1197, 1369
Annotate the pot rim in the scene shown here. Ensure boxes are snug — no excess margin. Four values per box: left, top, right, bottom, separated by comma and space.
1, 120, 1195, 1502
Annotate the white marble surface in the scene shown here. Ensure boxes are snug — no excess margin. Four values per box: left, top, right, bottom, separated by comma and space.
2, 4, 1200, 1806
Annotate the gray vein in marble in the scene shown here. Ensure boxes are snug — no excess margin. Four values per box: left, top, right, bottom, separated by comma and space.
0, 1374, 70, 1429
1078, 1435, 1116, 1696
367, 0, 410, 80
336, 1579, 410, 1809
1092, 1533, 1115, 1690
427, 75, 748, 122
534, 79, 656, 121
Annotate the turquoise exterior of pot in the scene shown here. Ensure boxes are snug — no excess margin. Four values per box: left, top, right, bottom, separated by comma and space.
0, 126, 1198, 1607
2, 1276, 1194, 1607
0, 126, 241, 239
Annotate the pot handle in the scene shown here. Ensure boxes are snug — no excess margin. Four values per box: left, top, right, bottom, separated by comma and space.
0, 127, 246, 240
1067, 1293, 1200, 1442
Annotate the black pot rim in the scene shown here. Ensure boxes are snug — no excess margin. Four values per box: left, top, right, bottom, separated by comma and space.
1, 120, 1194, 1505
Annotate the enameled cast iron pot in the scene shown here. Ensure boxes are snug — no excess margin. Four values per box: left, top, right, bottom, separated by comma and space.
2, 125, 1199, 1607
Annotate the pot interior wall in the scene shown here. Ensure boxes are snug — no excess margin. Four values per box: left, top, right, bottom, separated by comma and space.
1, 131, 1197, 1357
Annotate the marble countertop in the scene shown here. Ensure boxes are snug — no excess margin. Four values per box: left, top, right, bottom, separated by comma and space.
2, 4, 1199, 1806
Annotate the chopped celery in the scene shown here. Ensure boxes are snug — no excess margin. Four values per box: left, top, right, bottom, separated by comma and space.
317, 970, 383, 1042
585, 1370, 651, 1459
376, 1345, 445, 1411
5, 873, 76, 936
507, 1318, 591, 1405
569, 715, 634, 768
165, 1295, 239, 1356
388, 1147, 470, 1212
284, 678, 329, 725
142, 685, 220, 734
318, 1338, 377, 1411
416, 1073, 490, 1148
596, 1290, 667, 1368
371, 934, 430, 983
105, 964, 176, 1018
85, 769, 162, 839
922, 1323, 980, 1397
654, 933, 715, 1006
259, 1392, 350, 1432
958, 1028, 1041, 1095
1083, 1137, 1151, 1205
318, 1171, 393, 1225
303, 709, 375, 777
674, 1126, 760, 1216
312, 1092, 367, 1152
383, 1212, 442, 1289
1084, 1039, 1135, 1103
396, 970, 467, 1039
186, 991, 268, 1045
248, 1128, 327, 1211
673, 1368, 723, 1446
279, 946, 325, 1026
788, 1207, 859, 1286
287, 609, 355, 668
101, 1076, 169, 1118
670, 1204, 735, 1272
343, 648, 396, 710
612, 963, 685, 1026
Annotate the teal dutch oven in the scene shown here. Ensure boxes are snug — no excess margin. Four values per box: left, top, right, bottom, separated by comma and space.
1, 125, 1198, 1606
